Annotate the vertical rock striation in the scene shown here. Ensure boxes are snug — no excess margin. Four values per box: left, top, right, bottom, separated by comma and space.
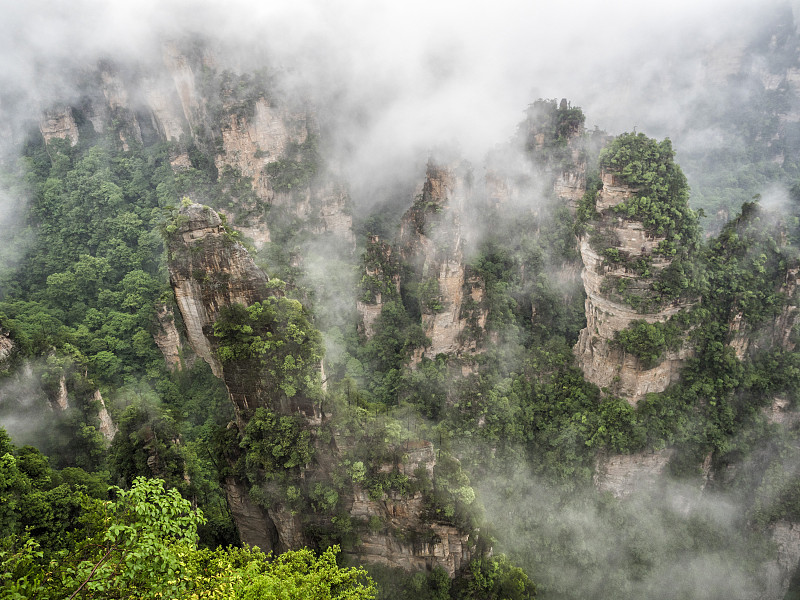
398, 161, 487, 360
153, 304, 186, 372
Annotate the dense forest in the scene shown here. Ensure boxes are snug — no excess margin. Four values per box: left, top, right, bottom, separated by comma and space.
4, 4, 800, 600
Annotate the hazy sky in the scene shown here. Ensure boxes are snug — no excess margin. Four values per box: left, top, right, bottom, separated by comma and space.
2, 0, 796, 161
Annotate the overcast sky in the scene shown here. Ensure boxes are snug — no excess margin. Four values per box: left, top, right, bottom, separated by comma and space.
0, 0, 797, 172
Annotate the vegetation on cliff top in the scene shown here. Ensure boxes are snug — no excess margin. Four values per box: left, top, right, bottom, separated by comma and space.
599, 132, 700, 257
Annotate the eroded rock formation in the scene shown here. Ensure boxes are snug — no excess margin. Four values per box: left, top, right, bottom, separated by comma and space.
574, 169, 694, 404
36, 43, 355, 254
95, 390, 118, 441
153, 304, 185, 372
398, 161, 487, 360
167, 203, 271, 381
167, 202, 476, 572
39, 107, 79, 147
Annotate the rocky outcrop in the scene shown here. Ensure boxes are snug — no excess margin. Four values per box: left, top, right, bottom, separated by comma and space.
346, 441, 471, 577
728, 267, 800, 360
764, 397, 800, 427
224, 476, 279, 552
763, 521, 800, 600
94, 390, 117, 441
167, 203, 271, 380
215, 100, 310, 199
39, 107, 79, 146
161, 42, 210, 141
594, 449, 673, 497
168, 202, 475, 573
142, 78, 187, 142
357, 235, 400, 338
0, 333, 15, 375
153, 304, 185, 372
99, 69, 144, 151
519, 98, 587, 209
52, 375, 69, 411
574, 170, 694, 404
399, 161, 487, 360
353, 519, 470, 577
36, 44, 355, 255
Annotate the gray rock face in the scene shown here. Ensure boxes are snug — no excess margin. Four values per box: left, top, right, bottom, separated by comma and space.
728, 267, 800, 360
594, 449, 673, 498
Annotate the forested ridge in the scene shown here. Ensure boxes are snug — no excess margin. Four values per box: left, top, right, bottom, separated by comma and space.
4, 19, 800, 599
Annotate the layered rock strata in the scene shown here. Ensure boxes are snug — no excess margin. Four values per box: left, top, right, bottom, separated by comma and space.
574, 170, 694, 404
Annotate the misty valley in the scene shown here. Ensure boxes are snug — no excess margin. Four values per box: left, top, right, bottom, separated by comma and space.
4, 2, 800, 599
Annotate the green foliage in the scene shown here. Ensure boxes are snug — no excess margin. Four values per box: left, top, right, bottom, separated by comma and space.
419, 278, 444, 313
229, 545, 375, 600
265, 136, 320, 193
109, 401, 187, 491
599, 133, 700, 254
615, 318, 685, 368
456, 555, 537, 600
522, 98, 585, 166
213, 297, 324, 401
1, 476, 375, 599
241, 407, 314, 477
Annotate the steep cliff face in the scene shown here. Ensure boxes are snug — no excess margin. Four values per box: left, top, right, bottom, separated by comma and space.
763, 521, 800, 600
353, 440, 472, 575
728, 266, 800, 360
574, 225, 693, 403
520, 98, 588, 209
36, 43, 354, 254
94, 389, 118, 441
153, 304, 186, 372
39, 107, 79, 146
215, 100, 309, 197
166, 203, 271, 382
168, 203, 476, 572
594, 449, 674, 498
357, 235, 400, 338
574, 135, 698, 405
397, 161, 487, 360
167, 202, 314, 553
